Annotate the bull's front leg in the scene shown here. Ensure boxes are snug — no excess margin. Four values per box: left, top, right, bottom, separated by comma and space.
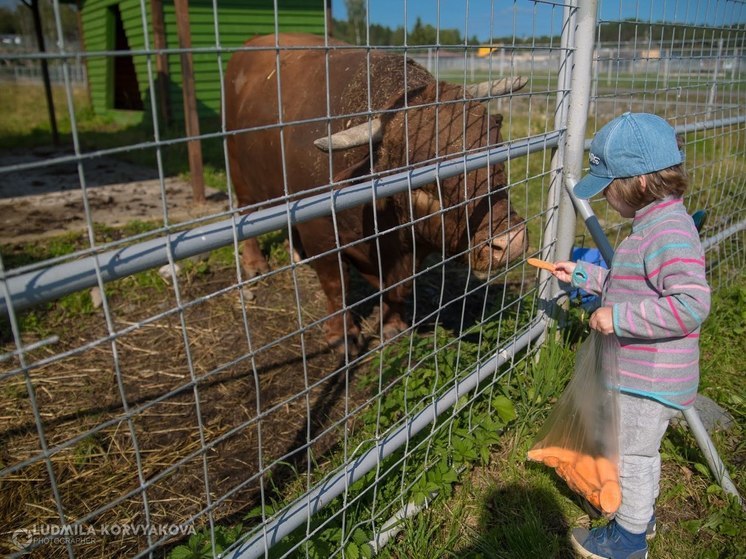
311, 256, 363, 355
379, 256, 412, 342
380, 289, 409, 341
240, 237, 270, 279
357, 249, 412, 342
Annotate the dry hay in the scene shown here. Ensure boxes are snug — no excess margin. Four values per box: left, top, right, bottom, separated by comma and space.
0, 231, 522, 559
0, 115, 533, 559
0, 262, 365, 558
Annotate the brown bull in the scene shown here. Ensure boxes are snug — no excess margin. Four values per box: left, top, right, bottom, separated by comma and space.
225, 33, 528, 353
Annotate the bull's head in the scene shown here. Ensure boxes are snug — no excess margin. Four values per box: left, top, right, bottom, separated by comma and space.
314, 76, 528, 279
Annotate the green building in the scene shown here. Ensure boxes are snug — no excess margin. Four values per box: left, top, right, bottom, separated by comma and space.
79, 0, 330, 121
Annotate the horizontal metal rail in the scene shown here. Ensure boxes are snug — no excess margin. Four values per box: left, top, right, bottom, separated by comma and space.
224, 315, 549, 559
0, 131, 561, 315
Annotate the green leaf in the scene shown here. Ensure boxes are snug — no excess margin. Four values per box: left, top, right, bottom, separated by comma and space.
442, 467, 459, 484
169, 546, 196, 559
492, 395, 517, 423
480, 445, 491, 465
351, 528, 369, 546
346, 541, 360, 559
693, 462, 711, 479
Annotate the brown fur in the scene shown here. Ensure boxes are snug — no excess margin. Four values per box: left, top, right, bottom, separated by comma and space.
224, 33, 527, 352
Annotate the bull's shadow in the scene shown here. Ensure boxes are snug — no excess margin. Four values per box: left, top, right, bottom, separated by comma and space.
346, 252, 520, 343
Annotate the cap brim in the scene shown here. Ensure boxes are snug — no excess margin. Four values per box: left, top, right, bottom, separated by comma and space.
573, 173, 613, 200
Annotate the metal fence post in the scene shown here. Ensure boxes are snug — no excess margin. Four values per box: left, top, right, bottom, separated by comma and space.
538, 1, 576, 308
553, 0, 598, 301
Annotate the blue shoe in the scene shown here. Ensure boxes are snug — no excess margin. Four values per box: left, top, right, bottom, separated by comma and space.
571, 520, 648, 559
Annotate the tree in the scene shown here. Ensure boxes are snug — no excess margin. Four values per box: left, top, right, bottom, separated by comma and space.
0, 7, 19, 35
345, 0, 366, 45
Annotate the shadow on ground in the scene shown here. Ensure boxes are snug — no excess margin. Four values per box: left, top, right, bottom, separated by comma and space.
456, 482, 577, 559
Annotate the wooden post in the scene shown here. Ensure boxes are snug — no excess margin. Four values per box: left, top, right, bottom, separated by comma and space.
173, 0, 205, 204
27, 0, 59, 146
150, 0, 171, 127
75, 0, 92, 107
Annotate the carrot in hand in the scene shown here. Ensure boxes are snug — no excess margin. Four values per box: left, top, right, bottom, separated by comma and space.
527, 257, 556, 272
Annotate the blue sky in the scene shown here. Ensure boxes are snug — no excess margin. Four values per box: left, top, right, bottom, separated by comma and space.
1, 0, 743, 42
330, 0, 746, 42
330, 0, 566, 40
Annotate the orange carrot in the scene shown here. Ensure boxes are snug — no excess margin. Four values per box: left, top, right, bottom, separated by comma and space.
595, 456, 619, 484
595, 456, 621, 514
527, 446, 576, 463
599, 480, 622, 514
528, 445, 621, 515
574, 454, 601, 488
527, 257, 556, 272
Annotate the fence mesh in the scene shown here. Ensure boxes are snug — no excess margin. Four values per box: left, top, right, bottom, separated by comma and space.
0, 1, 744, 558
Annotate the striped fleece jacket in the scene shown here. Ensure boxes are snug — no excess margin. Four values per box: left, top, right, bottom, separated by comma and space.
571, 196, 711, 409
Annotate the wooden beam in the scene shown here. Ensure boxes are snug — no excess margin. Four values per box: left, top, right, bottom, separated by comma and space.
75, 0, 92, 107
29, 0, 59, 146
149, 0, 171, 126
173, 0, 205, 204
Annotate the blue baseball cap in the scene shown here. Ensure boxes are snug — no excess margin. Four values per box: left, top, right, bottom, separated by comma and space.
574, 112, 683, 199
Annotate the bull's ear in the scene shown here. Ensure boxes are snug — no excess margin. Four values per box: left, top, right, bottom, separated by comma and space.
381, 83, 430, 112
332, 156, 390, 212
332, 155, 372, 184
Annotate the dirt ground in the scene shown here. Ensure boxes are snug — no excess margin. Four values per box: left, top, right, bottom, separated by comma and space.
0, 147, 229, 243
0, 149, 348, 557
0, 150, 503, 557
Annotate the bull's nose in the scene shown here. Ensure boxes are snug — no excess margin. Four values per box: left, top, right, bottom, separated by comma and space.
491, 224, 528, 264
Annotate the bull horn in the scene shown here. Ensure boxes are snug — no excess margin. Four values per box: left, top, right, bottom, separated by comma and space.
465, 76, 528, 98
313, 119, 383, 152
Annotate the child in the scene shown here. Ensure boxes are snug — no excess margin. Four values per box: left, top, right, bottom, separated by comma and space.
552, 112, 711, 559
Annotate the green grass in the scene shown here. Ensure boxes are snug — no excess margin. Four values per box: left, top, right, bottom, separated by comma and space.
169, 267, 742, 558
173, 271, 743, 559
0, 83, 229, 191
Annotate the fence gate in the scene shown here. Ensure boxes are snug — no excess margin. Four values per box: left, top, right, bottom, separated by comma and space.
0, 0, 744, 558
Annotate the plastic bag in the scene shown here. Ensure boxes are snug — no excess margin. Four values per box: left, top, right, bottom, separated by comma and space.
527, 331, 621, 516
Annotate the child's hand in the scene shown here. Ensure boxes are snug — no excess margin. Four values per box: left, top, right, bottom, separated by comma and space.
552, 261, 576, 284
589, 307, 614, 334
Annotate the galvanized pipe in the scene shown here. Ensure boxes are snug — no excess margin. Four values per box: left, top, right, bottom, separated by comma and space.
553, 0, 598, 299
683, 407, 743, 506
0, 132, 560, 315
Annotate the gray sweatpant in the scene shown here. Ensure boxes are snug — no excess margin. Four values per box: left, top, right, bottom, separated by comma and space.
614, 392, 680, 535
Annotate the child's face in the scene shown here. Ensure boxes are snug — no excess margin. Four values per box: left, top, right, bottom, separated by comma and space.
603, 184, 637, 218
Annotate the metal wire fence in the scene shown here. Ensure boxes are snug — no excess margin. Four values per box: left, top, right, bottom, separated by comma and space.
0, 1, 744, 558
